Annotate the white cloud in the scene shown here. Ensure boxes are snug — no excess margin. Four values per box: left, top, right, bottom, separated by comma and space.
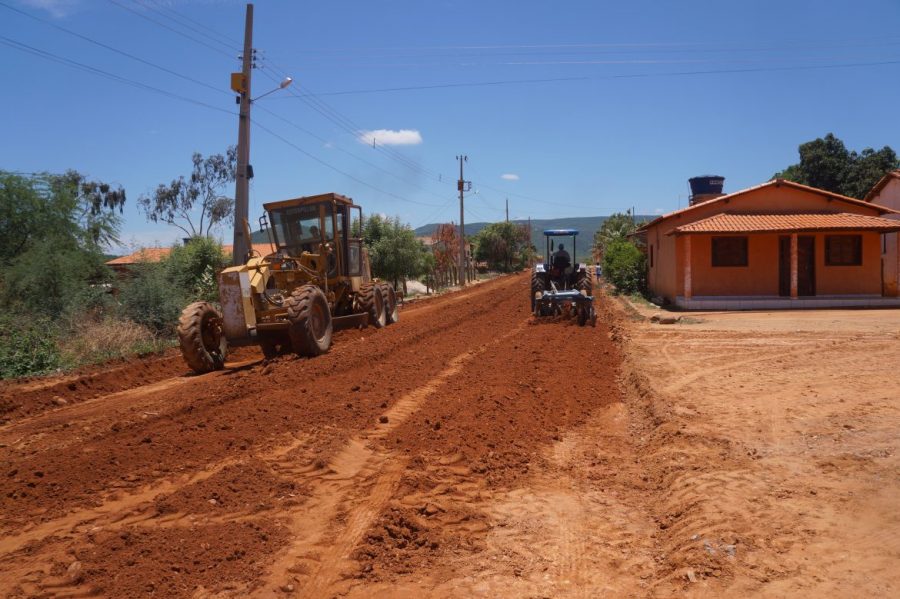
20, 0, 79, 18
357, 129, 422, 146
500, 173, 520, 181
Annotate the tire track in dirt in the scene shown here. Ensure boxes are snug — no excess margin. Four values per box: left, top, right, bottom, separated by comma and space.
0, 276, 524, 528
0, 275, 530, 596
328, 295, 631, 598
661, 344, 824, 394
256, 323, 528, 596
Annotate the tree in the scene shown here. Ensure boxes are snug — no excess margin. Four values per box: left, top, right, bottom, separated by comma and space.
164, 237, 228, 302
1, 170, 125, 263
773, 133, 899, 199
593, 211, 638, 262
362, 215, 428, 293
138, 147, 237, 238
602, 239, 646, 295
472, 221, 530, 271
0, 170, 124, 316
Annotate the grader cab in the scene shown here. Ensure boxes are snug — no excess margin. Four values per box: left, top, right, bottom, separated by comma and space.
177, 193, 398, 373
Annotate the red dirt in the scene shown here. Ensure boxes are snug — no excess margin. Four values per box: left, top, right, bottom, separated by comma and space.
4, 272, 889, 597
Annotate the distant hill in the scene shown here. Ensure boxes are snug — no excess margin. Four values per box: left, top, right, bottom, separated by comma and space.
415, 216, 654, 260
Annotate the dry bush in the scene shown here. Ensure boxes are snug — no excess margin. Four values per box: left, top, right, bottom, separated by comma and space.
59, 317, 168, 368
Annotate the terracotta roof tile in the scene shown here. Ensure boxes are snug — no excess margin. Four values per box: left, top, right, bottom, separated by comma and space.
106, 243, 274, 266
668, 212, 900, 235
639, 178, 898, 233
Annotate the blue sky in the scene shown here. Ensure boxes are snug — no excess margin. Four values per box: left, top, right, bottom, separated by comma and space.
2, 0, 899, 253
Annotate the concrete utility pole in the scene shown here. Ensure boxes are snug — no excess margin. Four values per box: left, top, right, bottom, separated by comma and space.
232, 3, 254, 266
505, 197, 509, 223
456, 155, 469, 287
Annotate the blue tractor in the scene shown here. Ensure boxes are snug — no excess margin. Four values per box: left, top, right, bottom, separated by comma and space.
531, 229, 596, 326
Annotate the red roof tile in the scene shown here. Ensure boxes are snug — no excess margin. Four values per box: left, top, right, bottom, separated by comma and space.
639, 178, 898, 233
668, 212, 900, 235
106, 243, 274, 266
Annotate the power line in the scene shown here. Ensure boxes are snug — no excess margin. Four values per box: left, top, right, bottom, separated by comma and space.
139, 0, 241, 53
273, 58, 900, 97
107, 0, 237, 60
0, 1, 228, 97
0, 35, 235, 116
414, 198, 456, 230
1, 32, 447, 213
255, 70, 455, 201
253, 97, 456, 205
260, 59, 447, 181
282, 37, 900, 54
252, 119, 444, 208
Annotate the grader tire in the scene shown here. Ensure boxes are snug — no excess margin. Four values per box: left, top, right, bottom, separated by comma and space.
381, 283, 399, 325
359, 282, 386, 329
286, 285, 333, 357
177, 301, 227, 374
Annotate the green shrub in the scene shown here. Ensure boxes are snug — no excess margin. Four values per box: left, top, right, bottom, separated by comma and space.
118, 263, 187, 335
602, 239, 647, 295
0, 313, 61, 378
1, 238, 107, 317
164, 237, 227, 302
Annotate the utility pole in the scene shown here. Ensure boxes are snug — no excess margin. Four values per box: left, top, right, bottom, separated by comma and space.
456, 155, 470, 287
232, 3, 254, 266
505, 197, 509, 223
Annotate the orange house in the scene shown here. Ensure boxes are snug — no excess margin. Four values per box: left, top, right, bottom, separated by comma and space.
864, 170, 900, 297
637, 178, 900, 309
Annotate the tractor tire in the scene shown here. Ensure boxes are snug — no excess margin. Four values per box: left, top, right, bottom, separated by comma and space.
577, 302, 589, 327
259, 335, 291, 360
177, 301, 227, 374
531, 273, 545, 313
359, 282, 386, 328
576, 272, 593, 296
286, 285, 333, 357
381, 283, 399, 325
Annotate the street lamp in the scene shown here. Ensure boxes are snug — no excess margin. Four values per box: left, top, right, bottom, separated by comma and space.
252, 76, 293, 102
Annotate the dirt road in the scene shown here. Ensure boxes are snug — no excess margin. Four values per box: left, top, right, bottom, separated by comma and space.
0, 273, 627, 597
2, 274, 897, 598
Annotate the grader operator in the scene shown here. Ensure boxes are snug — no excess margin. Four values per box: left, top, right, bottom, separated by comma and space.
177, 193, 398, 373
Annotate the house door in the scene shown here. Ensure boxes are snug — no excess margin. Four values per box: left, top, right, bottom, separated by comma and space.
779, 236, 816, 296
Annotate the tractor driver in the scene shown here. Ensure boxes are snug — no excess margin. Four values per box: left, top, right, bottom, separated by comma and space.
552, 243, 571, 269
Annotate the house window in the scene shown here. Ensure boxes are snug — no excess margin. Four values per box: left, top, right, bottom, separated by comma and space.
711, 236, 748, 267
825, 235, 862, 266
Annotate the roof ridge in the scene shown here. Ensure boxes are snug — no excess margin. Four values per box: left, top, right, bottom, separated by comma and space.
640, 178, 895, 232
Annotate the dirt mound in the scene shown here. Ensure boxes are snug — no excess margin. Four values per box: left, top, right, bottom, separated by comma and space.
154, 458, 310, 516
69, 521, 287, 597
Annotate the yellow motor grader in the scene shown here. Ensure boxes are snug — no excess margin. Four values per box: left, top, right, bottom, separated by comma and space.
177, 193, 398, 373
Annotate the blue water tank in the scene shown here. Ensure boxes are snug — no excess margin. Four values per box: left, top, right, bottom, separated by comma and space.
689, 175, 725, 197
